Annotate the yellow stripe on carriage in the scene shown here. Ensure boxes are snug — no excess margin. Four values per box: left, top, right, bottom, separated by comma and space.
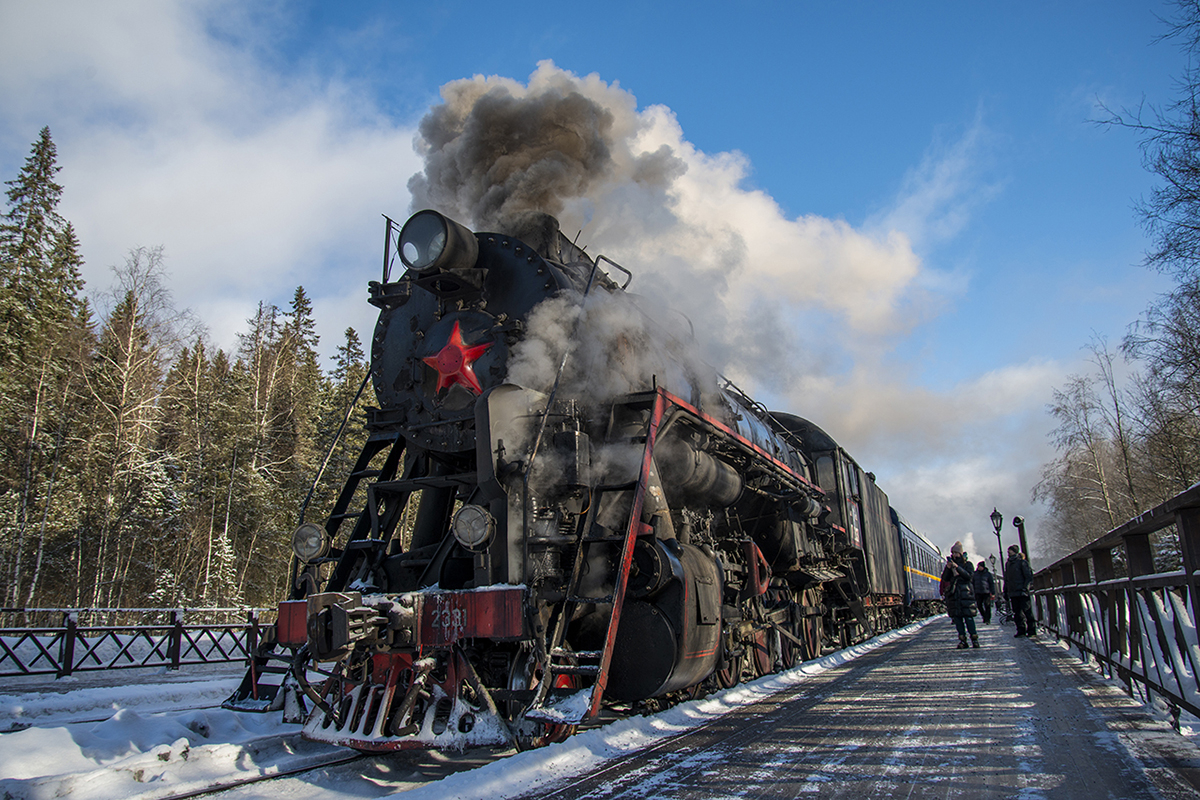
905, 565, 940, 582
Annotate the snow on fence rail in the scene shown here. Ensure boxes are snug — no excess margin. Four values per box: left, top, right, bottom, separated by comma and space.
1032, 482, 1200, 726
0, 607, 276, 678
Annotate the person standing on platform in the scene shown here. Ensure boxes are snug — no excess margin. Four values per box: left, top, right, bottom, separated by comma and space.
1004, 544, 1037, 638
973, 561, 996, 624
941, 541, 979, 649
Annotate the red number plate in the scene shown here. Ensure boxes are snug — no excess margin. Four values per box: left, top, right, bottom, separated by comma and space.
418, 587, 526, 646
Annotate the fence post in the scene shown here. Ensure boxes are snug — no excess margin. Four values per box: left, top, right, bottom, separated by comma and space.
1124, 532, 1154, 679
1070, 556, 1090, 637
1174, 507, 1200, 708
1125, 532, 1154, 578
247, 609, 259, 664
168, 610, 183, 670
1177, 507, 1200, 621
1093, 546, 1117, 671
57, 611, 77, 678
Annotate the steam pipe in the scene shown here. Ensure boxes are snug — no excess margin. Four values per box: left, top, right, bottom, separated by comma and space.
655, 438, 742, 507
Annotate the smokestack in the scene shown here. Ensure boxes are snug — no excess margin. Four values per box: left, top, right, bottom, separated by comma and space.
494, 210, 563, 261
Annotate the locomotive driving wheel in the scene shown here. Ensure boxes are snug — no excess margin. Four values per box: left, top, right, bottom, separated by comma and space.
715, 630, 743, 689
777, 625, 797, 669
507, 650, 578, 749
750, 627, 773, 677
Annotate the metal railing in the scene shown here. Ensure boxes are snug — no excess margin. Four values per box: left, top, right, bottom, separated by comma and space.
0, 607, 275, 678
1032, 483, 1200, 725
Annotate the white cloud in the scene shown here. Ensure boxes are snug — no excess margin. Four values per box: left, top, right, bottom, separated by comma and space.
0, 0, 419, 357
867, 108, 1002, 253
776, 358, 1064, 557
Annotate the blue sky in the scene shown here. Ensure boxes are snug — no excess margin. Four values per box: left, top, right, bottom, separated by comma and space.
0, 1, 1184, 563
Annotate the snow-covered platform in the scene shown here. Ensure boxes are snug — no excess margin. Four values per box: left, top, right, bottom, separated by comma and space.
5, 617, 1200, 799
490, 616, 1200, 800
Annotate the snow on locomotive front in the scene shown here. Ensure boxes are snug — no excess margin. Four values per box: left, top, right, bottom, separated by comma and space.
277, 209, 831, 751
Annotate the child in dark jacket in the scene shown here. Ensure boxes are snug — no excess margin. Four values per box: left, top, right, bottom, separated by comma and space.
973, 561, 996, 623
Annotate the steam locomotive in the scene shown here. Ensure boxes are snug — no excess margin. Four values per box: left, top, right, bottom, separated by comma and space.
227, 209, 942, 750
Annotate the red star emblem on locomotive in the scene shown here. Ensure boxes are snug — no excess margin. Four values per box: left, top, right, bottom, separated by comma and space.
423, 320, 492, 394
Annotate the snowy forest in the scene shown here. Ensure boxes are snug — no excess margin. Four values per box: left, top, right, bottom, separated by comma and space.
0, 128, 371, 610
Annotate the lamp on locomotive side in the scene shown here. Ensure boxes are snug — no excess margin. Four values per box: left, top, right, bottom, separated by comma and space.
292, 521, 330, 563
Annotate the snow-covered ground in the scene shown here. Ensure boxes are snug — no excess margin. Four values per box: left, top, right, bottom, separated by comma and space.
2, 618, 1190, 800
0, 621, 936, 799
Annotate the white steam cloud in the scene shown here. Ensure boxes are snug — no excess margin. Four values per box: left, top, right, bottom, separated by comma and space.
506, 290, 717, 410
408, 61, 932, 388
408, 62, 1046, 555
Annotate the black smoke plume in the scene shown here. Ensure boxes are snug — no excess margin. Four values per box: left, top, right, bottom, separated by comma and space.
408, 77, 616, 233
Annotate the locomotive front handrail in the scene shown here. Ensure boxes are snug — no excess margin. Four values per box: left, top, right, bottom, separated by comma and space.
595, 254, 633, 290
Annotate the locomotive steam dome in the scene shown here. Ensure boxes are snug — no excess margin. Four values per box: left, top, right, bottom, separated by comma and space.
370, 210, 583, 452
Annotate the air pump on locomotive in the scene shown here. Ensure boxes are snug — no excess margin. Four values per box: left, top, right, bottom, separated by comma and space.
226, 208, 923, 750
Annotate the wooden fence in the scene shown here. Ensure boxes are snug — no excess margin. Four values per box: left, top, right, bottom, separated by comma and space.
1032, 483, 1200, 725
0, 607, 274, 678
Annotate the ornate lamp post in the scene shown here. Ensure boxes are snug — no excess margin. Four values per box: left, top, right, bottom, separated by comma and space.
990, 507, 1004, 555
990, 508, 1005, 604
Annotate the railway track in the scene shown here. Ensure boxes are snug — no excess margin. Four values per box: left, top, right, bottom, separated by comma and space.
167, 735, 515, 800
0, 723, 513, 800
137, 737, 370, 800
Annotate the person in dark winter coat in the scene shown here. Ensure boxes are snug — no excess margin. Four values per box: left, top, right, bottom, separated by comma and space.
941, 541, 979, 649
973, 561, 996, 624
1003, 544, 1037, 638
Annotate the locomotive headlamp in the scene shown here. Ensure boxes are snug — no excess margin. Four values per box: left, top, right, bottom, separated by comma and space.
398, 210, 480, 276
292, 522, 330, 563
451, 504, 495, 552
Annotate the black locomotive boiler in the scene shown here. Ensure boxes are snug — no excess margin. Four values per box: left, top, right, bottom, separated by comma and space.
228, 209, 940, 750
